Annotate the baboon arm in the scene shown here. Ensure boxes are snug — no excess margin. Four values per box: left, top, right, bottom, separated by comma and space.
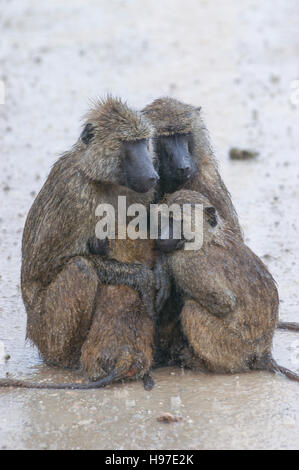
171, 249, 237, 317
89, 256, 156, 319
192, 289, 237, 317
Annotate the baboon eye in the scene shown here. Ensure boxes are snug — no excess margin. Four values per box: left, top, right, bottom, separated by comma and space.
81, 123, 95, 145
205, 206, 216, 214
204, 206, 217, 227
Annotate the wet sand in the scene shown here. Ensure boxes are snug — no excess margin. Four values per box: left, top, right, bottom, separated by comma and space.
0, 0, 299, 450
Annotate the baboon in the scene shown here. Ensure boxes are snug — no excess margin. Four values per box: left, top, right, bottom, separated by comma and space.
143, 97, 243, 365
143, 97, 297, 364
1, 97, 161, 390
1, 237, 158, 390
80, 236, 157, 390
155, 190, 299, 381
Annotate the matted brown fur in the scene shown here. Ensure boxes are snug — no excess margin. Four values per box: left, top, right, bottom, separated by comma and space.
162, 190, 279, 373
80, 285, 154, 381
21, 97, 156, 381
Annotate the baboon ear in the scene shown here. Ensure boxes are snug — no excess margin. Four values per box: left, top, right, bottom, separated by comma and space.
204, 206, 217, 227
81, 123, 95, 145
196, 106, 202, 113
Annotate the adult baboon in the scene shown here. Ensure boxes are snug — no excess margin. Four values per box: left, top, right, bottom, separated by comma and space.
144, 97, 298, 365
155, 190, 299, 381
143, 97, 243, 365
18, 97, 160, 386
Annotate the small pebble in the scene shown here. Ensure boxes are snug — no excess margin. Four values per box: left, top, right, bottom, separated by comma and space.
229, 148, 259, 160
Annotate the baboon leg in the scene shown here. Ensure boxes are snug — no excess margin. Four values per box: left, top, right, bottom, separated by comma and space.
80, 285, 154, 384
41, 257, 99, 368
180, 300, 247, 373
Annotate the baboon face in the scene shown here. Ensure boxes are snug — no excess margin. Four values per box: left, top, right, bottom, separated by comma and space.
155, 133, 196, 193
80, 123, 158, 193
123, 139, 159, 193
155, 191, 218, 253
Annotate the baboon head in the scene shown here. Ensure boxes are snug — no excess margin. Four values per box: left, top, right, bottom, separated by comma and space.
155, 190, 219, 253
79, 97, 158, 193
142, 98, 199, 193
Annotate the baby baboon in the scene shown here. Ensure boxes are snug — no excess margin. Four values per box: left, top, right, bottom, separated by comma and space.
155, 190, 299, 381
143, 97, 242, 238
18, 97, 160, 385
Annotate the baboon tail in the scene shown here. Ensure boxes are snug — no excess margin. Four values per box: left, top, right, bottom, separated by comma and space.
272, 362, 299, 382
0, 378, 38, 389
73, 371, 120, 389
253, 354, 299, 383
0, 371, 119, 390
276, 321, 299, 332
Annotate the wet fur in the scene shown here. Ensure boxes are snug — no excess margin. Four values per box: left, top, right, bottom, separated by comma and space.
143, 97, 243, 237
19, 97, 157, 388
143, 98, 243, 365
159, 190, 299, 381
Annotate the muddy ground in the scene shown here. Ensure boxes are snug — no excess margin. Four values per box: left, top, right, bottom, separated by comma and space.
0, 0, 299, 450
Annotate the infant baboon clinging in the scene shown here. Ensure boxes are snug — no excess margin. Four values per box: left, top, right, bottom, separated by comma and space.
0, 97, 161, 390
155, 190, 299, 381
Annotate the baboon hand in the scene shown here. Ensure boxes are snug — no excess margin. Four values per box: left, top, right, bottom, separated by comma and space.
154, 255, 171, 313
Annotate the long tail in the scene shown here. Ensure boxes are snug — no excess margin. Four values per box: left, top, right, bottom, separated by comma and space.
254, 354, 299, 383
0, 371, 118, 389
276, 321, 299, 332
272, 362, 299, 382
